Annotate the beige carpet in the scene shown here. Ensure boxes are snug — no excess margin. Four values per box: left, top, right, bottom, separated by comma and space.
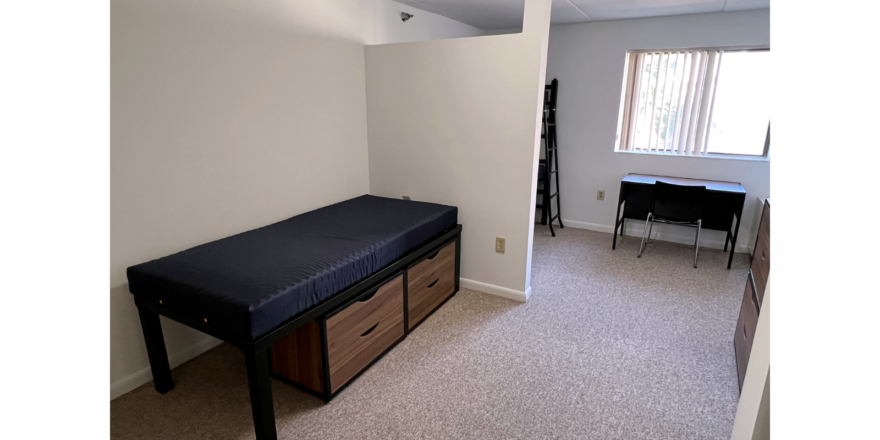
111, 227, 749, 439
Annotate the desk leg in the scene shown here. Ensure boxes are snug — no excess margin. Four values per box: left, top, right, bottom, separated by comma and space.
613, 197, 623, 250
244, 348, 277, 440
137, 307, 174, 394
727, 204, 744, 269
724, 229, 731, 253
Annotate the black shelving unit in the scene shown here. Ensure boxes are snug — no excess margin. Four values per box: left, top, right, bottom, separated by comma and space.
536, 79, 563, 236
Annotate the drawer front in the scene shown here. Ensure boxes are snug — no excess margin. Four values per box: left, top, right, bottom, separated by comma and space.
750, 203, 770, 302
326, 275, 404, 392
407, 241, 456, 330
734, 308, 752, 392
740, 271, 760, 347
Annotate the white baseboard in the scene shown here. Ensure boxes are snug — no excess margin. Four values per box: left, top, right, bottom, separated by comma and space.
461, 278, 528, 302
561, 219, 751, 254
558, 219, 615, 234
111, 337, 223, 401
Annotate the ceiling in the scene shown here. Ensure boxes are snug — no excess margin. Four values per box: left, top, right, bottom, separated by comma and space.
394, 0, 770, 30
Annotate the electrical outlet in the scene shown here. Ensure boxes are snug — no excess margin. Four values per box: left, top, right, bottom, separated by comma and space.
495, 237, 506, 253
597, 190, 605, 201
402, 196, 411, 201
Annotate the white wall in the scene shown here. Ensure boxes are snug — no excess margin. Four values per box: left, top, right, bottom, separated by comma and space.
110, 0, 376, 400
366, 0, 487, 44
365, 0, 552, 299
110, 0, 491, 401
546, 10, 770, 253
483, 28, 524, 36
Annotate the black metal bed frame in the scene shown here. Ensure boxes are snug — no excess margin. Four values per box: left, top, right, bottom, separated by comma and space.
135, 224, 463, 440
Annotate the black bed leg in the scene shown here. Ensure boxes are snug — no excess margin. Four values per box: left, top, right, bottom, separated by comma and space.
137, 307, 174, 394
244, 349, 277, 440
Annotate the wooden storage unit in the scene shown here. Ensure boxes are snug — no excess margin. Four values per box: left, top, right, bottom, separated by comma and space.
733, 308, 751, 391
271, 238, 460, 401
407, 241, 456, 330
269, 320, 325, 394
734, 199, 769, 392
326, 275, 405, 393
734, 272, 760, 390
751, 203, 770, 304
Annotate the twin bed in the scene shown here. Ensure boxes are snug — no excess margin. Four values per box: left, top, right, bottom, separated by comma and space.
128, 195, 462, 440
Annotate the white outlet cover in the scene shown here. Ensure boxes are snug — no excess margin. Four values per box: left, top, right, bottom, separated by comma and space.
495, 237, 505, 252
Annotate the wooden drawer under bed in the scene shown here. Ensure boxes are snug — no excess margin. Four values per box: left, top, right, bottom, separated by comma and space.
326, 275, 405, 393
271, 274, 405, 398
270, 238, 460, 400
407, 241, 457, 330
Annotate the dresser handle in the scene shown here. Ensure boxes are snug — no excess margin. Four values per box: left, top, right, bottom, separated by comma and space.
427, 278, 439, 288
426, 249, 441, 260
360, 322, 380, 337
749, 270, 761, 313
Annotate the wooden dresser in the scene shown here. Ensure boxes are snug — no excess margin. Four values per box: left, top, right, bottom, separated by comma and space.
734, 199, 769, 391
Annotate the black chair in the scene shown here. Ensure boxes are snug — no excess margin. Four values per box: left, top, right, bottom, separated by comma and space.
637, 181, 706, 268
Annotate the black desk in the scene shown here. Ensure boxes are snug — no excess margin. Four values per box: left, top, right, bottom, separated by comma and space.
612, 173, 746, 269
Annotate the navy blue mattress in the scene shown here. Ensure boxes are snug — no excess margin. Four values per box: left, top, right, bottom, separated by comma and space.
127, 195, 457, 341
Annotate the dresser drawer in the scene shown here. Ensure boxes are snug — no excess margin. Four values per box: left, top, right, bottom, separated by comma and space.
740, 271, 760, 346
326, 275, 405, 393
734, 308, 752, 392
734, 272, 761, 392
407, 241, 456, 330
750, 203, 770, 302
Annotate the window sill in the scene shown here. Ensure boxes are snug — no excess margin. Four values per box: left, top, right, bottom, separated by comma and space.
615, 150, 769, 162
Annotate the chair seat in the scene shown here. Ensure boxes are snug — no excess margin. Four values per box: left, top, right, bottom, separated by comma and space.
650, 216, 700, 227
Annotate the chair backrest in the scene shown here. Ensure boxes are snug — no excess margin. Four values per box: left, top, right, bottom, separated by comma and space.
651, 181, 706, 223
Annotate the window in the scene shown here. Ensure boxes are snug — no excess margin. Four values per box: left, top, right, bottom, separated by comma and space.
617, 48, 769, 158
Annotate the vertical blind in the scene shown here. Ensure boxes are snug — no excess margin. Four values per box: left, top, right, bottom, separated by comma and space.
619, 50, 723, 155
